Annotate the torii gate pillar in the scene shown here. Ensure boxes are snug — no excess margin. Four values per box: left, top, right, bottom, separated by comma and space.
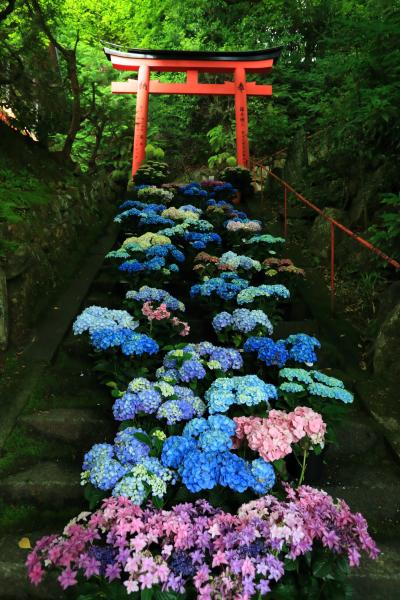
104, 47, 281, 176
234, 67, 250, 168
132, 65, 150, 174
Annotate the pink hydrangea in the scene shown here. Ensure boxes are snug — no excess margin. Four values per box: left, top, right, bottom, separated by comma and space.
26, 491, 378, 597
142, 301, 171, 321
234, 407, 326, 462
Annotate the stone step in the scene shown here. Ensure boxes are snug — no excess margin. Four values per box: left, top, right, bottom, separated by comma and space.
0, 462, 83, 507
325, 416, 379, 459
19, 408, 114, 446
350, 541, 400, 600
274, 318, 319, 338
356, 378, 400, 464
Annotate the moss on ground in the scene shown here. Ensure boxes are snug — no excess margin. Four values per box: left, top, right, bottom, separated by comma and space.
0, 499, 82, 535
0, 424, 74, 479
22, 350, 110, 414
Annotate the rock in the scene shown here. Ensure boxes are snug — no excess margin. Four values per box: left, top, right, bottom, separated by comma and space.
373, 301, 400, 381
376, 282, 400, 325
0, 462, 83, 506
0, 267, 8, 350
3, 245, 32, 280
19, 409, 114, 445
309, 208, 348, 261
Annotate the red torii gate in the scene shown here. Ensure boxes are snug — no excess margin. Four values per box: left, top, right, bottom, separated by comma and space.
104, 47, 281, 176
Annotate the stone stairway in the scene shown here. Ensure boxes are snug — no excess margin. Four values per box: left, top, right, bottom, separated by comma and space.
0, 259, 120, 598
0, 195, 399, 599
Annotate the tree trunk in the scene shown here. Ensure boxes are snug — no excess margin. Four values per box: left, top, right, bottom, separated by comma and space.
88, 120, 105, 173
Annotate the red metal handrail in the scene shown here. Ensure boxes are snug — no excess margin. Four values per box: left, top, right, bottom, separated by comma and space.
252, 163, 400, 309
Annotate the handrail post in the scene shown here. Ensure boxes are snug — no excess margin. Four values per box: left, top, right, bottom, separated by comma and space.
284, 185, 288, 239
330, 222, 335, 311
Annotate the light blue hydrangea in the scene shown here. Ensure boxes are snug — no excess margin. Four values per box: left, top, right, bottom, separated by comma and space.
237, 284, 290, 305
205, 375, 277, 414
212, 308, 273, 335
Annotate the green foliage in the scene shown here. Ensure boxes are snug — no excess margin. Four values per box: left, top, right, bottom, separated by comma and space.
368, 193, 400, 263
134, 161, 170, 186
146, 144, 165, 161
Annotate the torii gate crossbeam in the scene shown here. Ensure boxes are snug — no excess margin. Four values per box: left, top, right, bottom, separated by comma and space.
104, 47, 281, 176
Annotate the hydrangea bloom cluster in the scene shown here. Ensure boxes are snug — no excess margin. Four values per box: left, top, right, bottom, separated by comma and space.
207, 182, 238, 201
161, 416, 275, 494
212, 308, 273, 335
205, 375, 277, 413
121, 232, 171, 250
279, 368, 354, 403
234, 406, 327, 462
157, 342, 243, 384
141, 302, 190, 336
179, 182, 208, 198
237, 284, 291, 305
245, 233, 286, 245
137, 185, 174, 204
72, 306, 159, 356
114, 203, 170, 225
119, 243, 184, 274
264, 257, 306, 277
126, 286, 185, 312
219, 251, 262, 272
27, 490, 378, 595
159, 219, 214, 239
161, 207, 200, 221
190, 272, 249, 301
244, 333, 321, 367
112, 377, 205, 425
225, 219, 262, 232
193, 251, 261, 276
118, 200, 166, 212
81, 428, 174, 504
183, 231, 222, 249
27, 174, 379, 598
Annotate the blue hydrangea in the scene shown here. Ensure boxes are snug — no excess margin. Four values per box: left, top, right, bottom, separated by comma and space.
244, 335, 321, 368
190, 272, 249, 301
245, 234, 285, 245
237, 284, 291, 305
219, 453, 254, 492
279, 368, 314, 384
73, 306, 138, 336
205, 375, 277, 413
219, 251, 261, 272
113, 378, 206, 424
278, 368, 353, 403
111, 457, 175, 504
161, 416, 276, 495
126, 286, 185, 311
250, 459, 276, 494
212, 308, 273, 335
180, 449, 220, 492
183, 231, 222, 249
244, 337, 289, 367
161, 436, 197, 469
113, 427, 150, 465
197, 429, 232, 453
73, 306, 158, 356
160, 343, 242, 384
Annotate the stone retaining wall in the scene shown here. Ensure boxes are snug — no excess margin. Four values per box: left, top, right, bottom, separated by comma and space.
0, 173, 123, 348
